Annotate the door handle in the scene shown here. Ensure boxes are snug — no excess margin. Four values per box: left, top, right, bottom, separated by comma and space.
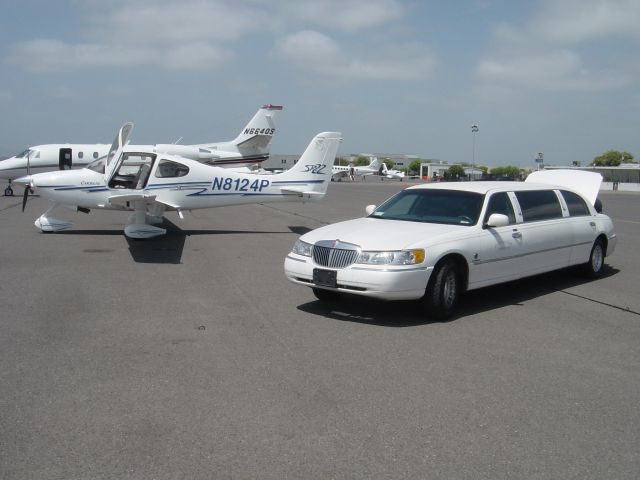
512, 230, 522, 239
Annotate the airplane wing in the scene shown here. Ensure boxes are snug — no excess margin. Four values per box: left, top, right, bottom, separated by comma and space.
107, 193, 157, 207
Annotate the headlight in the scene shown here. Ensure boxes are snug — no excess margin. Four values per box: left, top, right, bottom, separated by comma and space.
292, 239, 312, 257
357, 249, 425, 265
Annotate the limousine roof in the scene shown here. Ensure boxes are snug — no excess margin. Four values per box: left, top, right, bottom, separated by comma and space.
408, 169, 602, 205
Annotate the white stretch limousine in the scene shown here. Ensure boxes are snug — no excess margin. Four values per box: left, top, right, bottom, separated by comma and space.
284, 170, 617, 320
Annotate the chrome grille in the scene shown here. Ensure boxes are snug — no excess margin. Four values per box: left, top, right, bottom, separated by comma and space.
312, 240, 360, 269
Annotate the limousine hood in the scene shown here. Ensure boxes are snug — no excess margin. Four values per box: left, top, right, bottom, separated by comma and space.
301, 217, 465, 251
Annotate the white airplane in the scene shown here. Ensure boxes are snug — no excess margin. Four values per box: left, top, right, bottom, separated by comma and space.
1, 104, 282, 196
379, 163, 405, 181
17, 124, 341, 239
331, 156, 381, 181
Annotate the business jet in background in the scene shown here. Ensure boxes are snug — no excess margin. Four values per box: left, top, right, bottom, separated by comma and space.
1, 104, 282, 196
331, 156, 381, 181
379, 163, 406, 181
17, 123, 341, 239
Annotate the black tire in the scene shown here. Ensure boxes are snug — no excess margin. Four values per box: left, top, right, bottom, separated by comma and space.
4, 187, 13, 197
582, 239, 605, 278
312, 287, 340, 303
423, 260, 460, 321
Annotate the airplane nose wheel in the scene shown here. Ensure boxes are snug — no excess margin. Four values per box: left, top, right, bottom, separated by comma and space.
4, 186, 13, 196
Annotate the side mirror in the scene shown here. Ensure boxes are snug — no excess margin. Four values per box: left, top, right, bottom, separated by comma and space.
365, 205, 376, 216
485, 213, 510, 228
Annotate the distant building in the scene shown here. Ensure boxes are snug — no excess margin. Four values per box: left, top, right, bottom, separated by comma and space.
543, 164, 639, 182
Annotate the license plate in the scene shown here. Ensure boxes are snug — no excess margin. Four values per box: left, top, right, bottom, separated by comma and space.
313, 268, 337, 288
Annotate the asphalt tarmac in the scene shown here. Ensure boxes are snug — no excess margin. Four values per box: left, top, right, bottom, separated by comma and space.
1, 181, 639, 479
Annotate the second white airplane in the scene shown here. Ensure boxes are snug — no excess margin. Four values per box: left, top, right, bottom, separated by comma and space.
18, 124, 341, 239
1, 104, 282, 195
331, 156, 381, 181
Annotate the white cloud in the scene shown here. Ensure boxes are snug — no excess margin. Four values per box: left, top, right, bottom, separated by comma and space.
534, 0, 640, 44
275, 30, 436, 81
475, 0, 639, 93
285, 0, 404, 31
476, 49, 628, 90
7, 38, 231, 71
95, 0, 272, 44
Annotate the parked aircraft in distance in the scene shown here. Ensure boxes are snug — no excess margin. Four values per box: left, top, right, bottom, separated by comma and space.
331, 156, 381, 181
379, 163, 406, 181
1, 104, 282, 196
17, 123, 341, 239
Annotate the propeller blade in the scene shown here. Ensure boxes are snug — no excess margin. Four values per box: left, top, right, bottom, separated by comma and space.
22, 185, 29, 212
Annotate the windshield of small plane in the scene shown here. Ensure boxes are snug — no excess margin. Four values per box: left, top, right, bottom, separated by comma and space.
14, 149, 31, 158
370, 189, 485, 226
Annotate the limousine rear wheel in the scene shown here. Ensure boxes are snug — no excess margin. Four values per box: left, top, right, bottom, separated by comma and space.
583, 238, 605, 278
423, 260, 460, 321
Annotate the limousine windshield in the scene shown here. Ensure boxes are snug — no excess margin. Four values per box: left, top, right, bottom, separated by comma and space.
370, 189, 484, 226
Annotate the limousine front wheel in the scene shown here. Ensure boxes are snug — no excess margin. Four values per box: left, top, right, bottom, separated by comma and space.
423, 260, 460, 321
583, 238, 605, 278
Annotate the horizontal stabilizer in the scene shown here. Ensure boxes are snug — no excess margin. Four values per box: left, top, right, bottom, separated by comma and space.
280, 187, 325, 198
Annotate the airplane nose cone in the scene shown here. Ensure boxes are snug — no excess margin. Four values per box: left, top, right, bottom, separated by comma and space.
14, 175, 34, 187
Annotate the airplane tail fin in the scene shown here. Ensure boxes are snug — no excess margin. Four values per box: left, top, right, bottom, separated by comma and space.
382, 162, 389, 174
368, 156, 381, 169
231, 104, 283, 152
276, 132, 342, 200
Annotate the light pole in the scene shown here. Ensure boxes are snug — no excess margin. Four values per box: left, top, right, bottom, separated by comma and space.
471, 124, 479, 166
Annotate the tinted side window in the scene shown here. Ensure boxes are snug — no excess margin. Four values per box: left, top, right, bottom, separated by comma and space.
515, 190, 562, 222
484, 192, 516, 224
561, 190, 590, 216
155, 159, 190, 178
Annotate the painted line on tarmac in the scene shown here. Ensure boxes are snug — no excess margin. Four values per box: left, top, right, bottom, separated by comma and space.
557, 289, 640, 316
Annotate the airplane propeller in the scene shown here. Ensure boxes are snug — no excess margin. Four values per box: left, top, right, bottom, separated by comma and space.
21, 178, 34, 212
21, 150, 33, 211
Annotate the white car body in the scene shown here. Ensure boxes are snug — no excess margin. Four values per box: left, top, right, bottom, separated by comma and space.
284, 171, 616, 318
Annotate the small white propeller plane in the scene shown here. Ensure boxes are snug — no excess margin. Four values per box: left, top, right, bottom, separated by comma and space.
331, 156, 381, 181
17, 124, 342, 239
1, 104, 282, 196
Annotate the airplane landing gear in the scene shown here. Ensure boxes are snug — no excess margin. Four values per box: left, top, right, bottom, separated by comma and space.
4, 180, 14, 196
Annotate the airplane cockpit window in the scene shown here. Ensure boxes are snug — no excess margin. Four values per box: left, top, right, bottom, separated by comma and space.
14, 149, 31, 158
155, 159, 189, 178
109, 153, 157, 189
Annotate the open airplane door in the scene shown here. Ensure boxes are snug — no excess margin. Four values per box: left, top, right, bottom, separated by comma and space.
104, 122, 133, 185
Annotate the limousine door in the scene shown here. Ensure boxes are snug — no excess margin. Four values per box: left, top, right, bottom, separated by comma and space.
512, 190, 573, 276
467, 192, 524, 289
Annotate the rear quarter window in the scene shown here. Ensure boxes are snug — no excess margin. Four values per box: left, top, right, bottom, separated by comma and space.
515, 190, 563, 222
561, 190, 590, 216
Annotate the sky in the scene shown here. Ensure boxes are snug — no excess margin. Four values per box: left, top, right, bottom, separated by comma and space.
0, 0, 639, 167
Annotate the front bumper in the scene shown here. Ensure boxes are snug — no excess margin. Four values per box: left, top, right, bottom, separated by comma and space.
284, 254, 432, 301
